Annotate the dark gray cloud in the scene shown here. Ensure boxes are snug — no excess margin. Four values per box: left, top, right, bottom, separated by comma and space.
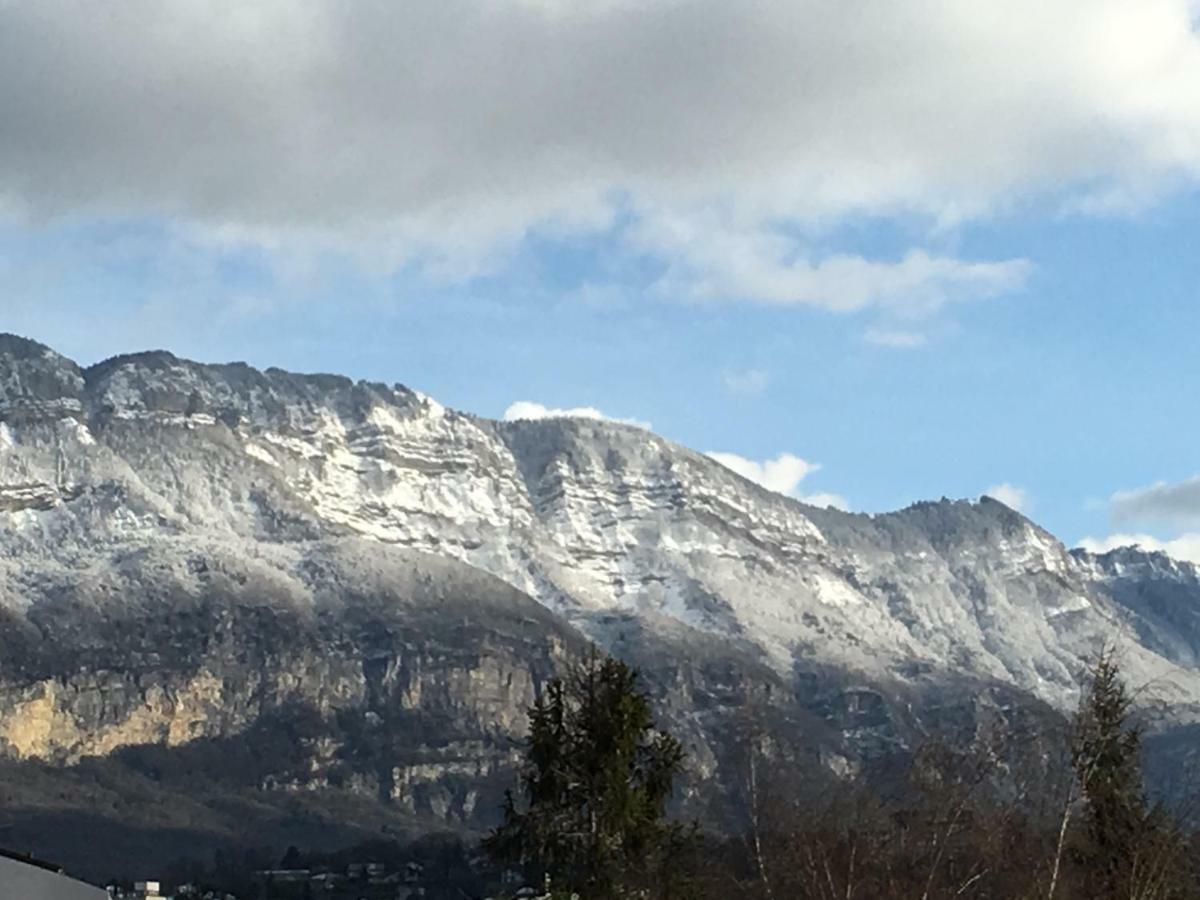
1111, 476, 1200, 529
1, 1, 1197, 308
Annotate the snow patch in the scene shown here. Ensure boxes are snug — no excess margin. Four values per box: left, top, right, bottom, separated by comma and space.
244, 442, 277, 466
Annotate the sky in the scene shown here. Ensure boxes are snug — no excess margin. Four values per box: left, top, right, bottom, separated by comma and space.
2, 0, 1200, 558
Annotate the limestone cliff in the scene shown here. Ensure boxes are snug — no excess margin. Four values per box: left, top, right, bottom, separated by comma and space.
0, 334, 1197, 876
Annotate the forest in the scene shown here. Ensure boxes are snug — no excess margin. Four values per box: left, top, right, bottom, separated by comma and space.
139, 649, 1200, 900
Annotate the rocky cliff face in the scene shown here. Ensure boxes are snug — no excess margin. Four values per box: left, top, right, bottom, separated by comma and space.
0, 334, 1197, 875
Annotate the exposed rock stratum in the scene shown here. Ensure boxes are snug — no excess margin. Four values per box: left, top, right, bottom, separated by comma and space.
0, 334, 1196, 876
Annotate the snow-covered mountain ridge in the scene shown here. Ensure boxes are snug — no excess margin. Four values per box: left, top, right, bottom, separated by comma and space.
0, 333, 1198, 871
2, 334, 1196, 709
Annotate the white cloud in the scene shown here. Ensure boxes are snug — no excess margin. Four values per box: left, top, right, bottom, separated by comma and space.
503, 400, 649, 429
216, 294, 277, 325
632, 215, 1031, 313
795, 491, 850, 511
707, 452, 818, 495
706, 451, 847, 509
3, 1, 1200, 310
864, 328, 929, 349
1076, 532, 1200, 565
722, 368, 770, 395
984, 483, 1030, 513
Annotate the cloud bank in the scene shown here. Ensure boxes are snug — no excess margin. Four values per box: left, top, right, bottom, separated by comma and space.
6, 1, 1200, 312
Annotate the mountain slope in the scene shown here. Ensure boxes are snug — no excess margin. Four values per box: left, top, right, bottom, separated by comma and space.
0, 334, 1198, 873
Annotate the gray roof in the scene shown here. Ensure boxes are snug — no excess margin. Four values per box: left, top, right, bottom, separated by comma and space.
0, 854, 107, 900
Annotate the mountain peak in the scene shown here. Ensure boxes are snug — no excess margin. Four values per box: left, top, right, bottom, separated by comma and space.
0, 336, 1196, 717
0, 334, 86, 412
85, 348, 183, 377
0, 332, 71, 362
1, 336, 1200, 875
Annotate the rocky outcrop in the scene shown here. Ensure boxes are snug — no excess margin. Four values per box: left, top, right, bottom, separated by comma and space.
0, 335, 1197, 874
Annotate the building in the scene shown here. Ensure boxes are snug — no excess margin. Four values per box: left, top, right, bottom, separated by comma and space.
0, 849, 108, 900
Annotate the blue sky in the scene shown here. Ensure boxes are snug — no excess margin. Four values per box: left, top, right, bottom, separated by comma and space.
3, 1, 1200, 558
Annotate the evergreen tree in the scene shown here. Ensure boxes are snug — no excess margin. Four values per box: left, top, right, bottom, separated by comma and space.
486, 648, 689, 898
1071, 649, 1191, 897
1073, 649, 1146, 873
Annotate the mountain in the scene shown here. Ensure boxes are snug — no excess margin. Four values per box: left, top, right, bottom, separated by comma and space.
0, 333, 1197, 878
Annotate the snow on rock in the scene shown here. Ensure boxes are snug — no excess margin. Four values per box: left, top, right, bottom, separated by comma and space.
0, 336, 1198, 724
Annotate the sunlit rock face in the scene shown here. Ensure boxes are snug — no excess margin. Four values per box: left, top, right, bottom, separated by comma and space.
0, 334, 1198, 871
